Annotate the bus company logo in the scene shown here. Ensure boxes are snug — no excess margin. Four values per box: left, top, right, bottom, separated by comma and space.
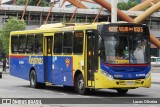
29, 56, 43, 64
65, 58, 70, 67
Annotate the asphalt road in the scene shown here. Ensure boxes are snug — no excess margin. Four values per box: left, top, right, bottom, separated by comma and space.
0, 74, 160, 107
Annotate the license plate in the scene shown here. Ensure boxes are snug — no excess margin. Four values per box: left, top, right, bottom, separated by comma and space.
126, 81, 134, 85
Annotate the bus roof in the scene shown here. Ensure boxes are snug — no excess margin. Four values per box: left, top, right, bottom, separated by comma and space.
10, 22, 107, 35
10, 22, 144, 35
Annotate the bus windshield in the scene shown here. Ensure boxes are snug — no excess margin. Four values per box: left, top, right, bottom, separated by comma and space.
100, 33, 150, 64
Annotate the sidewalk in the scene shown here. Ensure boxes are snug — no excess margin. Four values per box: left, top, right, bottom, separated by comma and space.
1, 68, 9, 74
151, 72, 160, 84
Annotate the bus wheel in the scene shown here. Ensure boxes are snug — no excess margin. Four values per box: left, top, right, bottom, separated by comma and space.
30, 70, 38, 88
76, 74, 87, 95
117, 89, 128, 95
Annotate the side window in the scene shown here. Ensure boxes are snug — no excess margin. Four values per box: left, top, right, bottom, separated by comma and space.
54, 33, 62, 54
35, 34, 43, 54
63, 32, 73, 54
11, 36, 19, 54
73, 31, 84, 54
26, 35, 35, 54
18, 35, 26, 54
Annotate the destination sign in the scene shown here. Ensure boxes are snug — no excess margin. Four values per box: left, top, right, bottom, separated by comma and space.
108, 26, 144, 33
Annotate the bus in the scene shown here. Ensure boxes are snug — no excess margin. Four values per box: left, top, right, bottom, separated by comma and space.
9, 22, 151, 95
151, 56, 160, 66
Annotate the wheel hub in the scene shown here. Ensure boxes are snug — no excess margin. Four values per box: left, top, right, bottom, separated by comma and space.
31, 74, 35, 85
78, 79, 84, 90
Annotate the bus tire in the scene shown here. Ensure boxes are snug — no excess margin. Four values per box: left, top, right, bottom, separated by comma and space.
76, 74, 88, 95
30, 70, 37, 88
117, 89, 128, 95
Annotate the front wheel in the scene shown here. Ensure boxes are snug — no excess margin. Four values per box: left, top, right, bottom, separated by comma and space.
76, 74, 88, 95
117, 89, 128, 95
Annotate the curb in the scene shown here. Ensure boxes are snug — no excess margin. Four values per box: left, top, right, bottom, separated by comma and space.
2, 72, 9, 74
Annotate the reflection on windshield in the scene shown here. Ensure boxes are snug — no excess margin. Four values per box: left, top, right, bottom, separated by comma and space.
100, 33, 149, 64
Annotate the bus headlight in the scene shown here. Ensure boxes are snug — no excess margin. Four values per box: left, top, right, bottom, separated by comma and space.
145, 71, 151, 79
101, 69, 113, 80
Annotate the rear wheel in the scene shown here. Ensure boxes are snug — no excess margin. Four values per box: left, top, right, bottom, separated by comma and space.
30, 70, 45, 88
76, 74, 88, 95
30, 70, 37, 88
117, 89, 128, 95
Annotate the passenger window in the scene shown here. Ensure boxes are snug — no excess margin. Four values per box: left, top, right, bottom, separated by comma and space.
73, 31, 84, 54
35, 34, 43, 54
63, 32, 73, 54
18, 35, 26, 54
11, 36, 19, 54
54, 33, 62, 54
26, 35, 35, 54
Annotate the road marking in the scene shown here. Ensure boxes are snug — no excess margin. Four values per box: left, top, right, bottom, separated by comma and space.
59, 93, 68, 95
43, 90, 52, 93
76, 95, 92, 98
134, 104, 139, 106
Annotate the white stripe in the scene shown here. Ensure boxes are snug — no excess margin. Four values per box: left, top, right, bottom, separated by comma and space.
59, 93, 68, 95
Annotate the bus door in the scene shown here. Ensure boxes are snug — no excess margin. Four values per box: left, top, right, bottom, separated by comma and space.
86, 30, 98, 87
44, 36, 53, 82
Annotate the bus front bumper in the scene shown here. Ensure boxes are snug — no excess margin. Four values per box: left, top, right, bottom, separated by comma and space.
94, 73, 151, 89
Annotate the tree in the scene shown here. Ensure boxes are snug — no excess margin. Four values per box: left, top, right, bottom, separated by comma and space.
16, 0, 26, 5
117, 1, 138, 10
38, 0, 52, 7
117, 2, 129, 10
0, 17, 26, 55
127, 1, 138, 9
16, 0, 51, 7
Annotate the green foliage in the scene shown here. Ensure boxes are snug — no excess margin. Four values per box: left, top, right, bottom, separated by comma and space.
128, 1, 138, 8
0, 17, 26, 54
117, 2, 129, 10
38, 0, 52, 7
16, 0, 51, 7
117, 1, 138, 10
16, 0, 26, 5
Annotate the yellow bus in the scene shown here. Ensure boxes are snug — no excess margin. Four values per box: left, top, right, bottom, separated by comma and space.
10, 22, 151, 95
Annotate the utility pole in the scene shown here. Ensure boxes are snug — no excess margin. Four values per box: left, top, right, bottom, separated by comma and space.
111, 0, 117, 23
